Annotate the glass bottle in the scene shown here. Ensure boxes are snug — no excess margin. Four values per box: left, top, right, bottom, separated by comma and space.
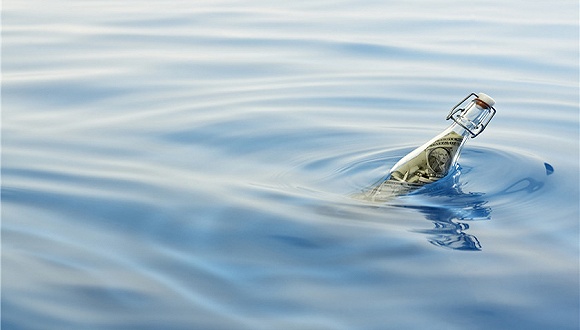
365, 92, 496, 201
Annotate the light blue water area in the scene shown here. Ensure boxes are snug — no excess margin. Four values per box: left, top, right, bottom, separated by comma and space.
2, 0, 579, 329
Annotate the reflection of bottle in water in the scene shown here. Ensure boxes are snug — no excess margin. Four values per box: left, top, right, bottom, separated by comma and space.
366, 92, 496, 201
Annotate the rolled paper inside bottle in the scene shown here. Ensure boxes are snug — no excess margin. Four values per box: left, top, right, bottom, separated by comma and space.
391, 131, 462, 180
363, 131, 463, 201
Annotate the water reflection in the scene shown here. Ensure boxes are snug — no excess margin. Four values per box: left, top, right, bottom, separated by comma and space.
400, 168, 490, 251
412, 206, 485, 251
361, 162, 553, 251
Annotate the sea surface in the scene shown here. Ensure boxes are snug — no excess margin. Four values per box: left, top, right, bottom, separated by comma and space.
2, 1, 579, 329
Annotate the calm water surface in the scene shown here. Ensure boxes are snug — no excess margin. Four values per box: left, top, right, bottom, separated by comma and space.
2, 1, 579, 329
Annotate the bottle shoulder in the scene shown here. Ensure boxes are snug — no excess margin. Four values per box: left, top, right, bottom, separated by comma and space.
417, 124, 468, 151
388, 126, 467, 179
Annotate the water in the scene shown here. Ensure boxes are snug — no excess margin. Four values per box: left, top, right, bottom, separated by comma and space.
2, 1, 579, 329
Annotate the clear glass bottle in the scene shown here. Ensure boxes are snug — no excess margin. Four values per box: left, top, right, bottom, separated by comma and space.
365, 92, 496, 201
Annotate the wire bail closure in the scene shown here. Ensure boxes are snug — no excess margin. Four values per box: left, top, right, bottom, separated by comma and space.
446, 92, 496, 138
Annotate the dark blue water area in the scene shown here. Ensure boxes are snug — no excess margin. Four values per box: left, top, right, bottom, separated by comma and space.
2, 0, 579, 329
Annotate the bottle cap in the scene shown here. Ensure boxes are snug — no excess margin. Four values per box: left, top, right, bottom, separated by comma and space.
476, 92, 495, 107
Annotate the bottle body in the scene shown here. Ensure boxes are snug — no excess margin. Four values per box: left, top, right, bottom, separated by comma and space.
364, 93, 496, 201
388, 125, 468, 184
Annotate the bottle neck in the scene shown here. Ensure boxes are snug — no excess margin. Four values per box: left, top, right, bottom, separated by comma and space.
448, 99, 493, 138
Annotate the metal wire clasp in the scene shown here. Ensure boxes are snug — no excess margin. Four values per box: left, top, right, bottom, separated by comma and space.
446, 92, 496, 138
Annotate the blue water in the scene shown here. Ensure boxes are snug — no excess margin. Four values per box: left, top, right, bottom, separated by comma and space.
2, 1, 579, 329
